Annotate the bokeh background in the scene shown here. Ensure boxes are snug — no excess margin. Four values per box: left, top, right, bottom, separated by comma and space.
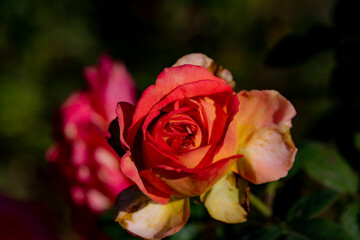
1, 0, 360, 239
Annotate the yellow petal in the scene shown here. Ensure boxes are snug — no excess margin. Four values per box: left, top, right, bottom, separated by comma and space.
114, 186, 190, 240
200, 172, 249, 223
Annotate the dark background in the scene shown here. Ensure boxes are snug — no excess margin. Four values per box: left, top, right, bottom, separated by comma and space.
1, 0, 359, 239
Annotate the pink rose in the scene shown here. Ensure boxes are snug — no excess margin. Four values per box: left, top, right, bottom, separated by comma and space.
47, 55, 136, 213
114, 54, 297, 239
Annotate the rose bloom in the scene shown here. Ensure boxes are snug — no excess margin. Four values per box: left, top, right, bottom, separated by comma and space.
113, 54, 297, 239
47, 56, 135, 213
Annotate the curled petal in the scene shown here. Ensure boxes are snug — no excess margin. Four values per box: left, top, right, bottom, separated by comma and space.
236, 90, 297, 184
114, 186, 190, 240
200, 172, 249, 223
116, 102, 135, 150
173, 53, 235, 88
120, 152, 170, 204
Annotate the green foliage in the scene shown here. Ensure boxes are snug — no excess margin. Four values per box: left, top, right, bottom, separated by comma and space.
286, 189, 338, 222
298, 141, 358, 193
242, 225, 284, 240
295, 218, 354, 240
341, 202, 360, 240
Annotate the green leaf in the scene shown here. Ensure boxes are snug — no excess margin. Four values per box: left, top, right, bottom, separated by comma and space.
241, 225, 284, 240
298, 218, 355, 240
340, 202, 360, 240
286, 189, 338, 222
285, 231, 310, 240
298, 141, 358, 193
170, 223, 201, 240
98, 208, 138, 240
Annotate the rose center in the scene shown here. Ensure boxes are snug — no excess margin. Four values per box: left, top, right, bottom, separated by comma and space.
162, 120, 198, 152
151, 112, 202, 153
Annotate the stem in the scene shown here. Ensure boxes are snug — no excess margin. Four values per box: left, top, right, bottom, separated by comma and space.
250, 192, 272, 218
265, 181, 282, 209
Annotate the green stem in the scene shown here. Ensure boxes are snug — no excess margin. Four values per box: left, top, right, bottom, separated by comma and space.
250, 192, 272, 218
265, 181, 282, 209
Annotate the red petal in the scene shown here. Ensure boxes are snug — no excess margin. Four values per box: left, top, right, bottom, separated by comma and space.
116, 102, 135, 150
120, 152, 170, 204
127, 65, 231, 148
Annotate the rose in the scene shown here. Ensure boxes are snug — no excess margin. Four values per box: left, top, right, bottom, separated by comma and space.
46, 55, 136, 213
113, 54, 296, 239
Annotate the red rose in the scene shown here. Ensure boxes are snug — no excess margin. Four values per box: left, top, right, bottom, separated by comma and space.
114, 58, 242, 239
114, 54, 296, 240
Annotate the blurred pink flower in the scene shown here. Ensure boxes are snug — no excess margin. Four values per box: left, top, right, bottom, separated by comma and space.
47, 55, 136, 213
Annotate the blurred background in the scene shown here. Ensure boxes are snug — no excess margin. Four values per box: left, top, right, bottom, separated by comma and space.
1, 0, 360, 239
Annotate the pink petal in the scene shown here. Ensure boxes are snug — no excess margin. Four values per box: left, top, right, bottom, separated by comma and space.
236, 90, 297, 184
84, 55, 137, 122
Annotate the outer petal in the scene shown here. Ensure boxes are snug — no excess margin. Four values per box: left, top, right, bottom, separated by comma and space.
120, 152, 170, 204
152, 155, 242, 197
200, 172, 249, 223
173, 53, 236, 88
116, 102, 135, 150
236, 90, 297, 184
114, 186, 190, 240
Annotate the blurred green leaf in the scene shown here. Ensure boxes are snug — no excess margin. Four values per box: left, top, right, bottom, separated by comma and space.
286, 189, 338, 223
298, 141, 358, 193
98, 209, 138, 240
355, 133, 360, 151
265, 25, 335, 67
284, 231, 309, 240
170, 223, 201, 240
240, 225, 284, 240
340, 202, 360, 240
297, 218, 354, 240
189, 200, 207, 219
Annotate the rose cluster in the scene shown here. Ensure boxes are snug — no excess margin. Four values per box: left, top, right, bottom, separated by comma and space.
48, 53, 296, 240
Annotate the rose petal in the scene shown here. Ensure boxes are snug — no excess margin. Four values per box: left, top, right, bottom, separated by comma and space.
236, 90, 297, 184
142, 134, 189, 169
116, 102, 135, 150
127, 65, 229, 147
196, 94, 240, 168
121, 152, 170, 204
212, 94, 240, 162
152, 155, 242, 197
173, 53, 235, 88
114, 186, 190, 240
84, 55, 137, 122
140, 79, 234, 150
200, 172, 249, 223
